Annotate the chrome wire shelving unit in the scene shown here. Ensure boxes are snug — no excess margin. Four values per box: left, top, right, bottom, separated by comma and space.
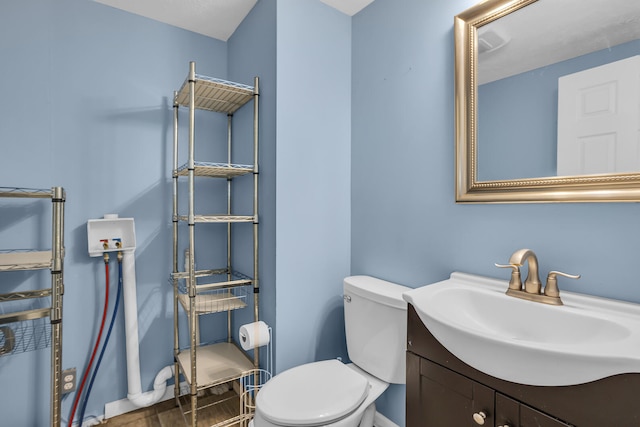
171, 62, 260, 427
0, 186, 65, 427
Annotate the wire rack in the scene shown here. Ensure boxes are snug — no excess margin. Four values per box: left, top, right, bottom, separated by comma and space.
239, 369, 271, 426
172, 270, 252, 315
239, 325, 272, 426
171, 63, 260, 427
176, 214, 256, 224
175, 74, 255, 114
0, 249, 52, 271
0, 317, 51, 356
0, 185, 65, 426
0, 187, 53, 198
177, 287, 249, 315
175, 161, 253, 179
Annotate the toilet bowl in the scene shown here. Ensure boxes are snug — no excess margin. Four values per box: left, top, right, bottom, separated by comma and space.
252, 276, 409, 427
253, 361, 388, 427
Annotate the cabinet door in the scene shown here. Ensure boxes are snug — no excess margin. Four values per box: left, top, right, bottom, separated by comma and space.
407, 353, 494, 427
520, 405, 572, 427
496, 393, 572, 427
495, 393, 519, 427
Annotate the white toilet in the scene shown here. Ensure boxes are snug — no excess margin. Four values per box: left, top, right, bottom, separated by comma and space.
252, 275, 410, 427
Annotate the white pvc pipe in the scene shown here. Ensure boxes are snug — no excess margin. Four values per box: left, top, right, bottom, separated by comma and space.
121, 250, 173, 407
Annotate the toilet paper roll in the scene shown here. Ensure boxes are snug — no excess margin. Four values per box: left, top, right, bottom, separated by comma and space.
239, 321, 270, 351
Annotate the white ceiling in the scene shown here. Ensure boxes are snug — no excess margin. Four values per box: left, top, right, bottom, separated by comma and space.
478, 0, 640, 84
94, 0, 375, 42
320, 0, 375, 16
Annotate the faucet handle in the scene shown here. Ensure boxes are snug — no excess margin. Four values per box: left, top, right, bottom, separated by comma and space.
545, 270, 580, 298
495, 263, 522, 291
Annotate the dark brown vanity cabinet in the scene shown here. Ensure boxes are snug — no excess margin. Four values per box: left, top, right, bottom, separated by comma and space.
406, 305, 640, 427
408, 354, 570, 427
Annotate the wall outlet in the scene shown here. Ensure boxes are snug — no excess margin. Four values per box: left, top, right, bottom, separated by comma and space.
62, 368, 76, 394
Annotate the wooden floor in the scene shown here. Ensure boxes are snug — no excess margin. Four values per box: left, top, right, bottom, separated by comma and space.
101, 390, 241, 427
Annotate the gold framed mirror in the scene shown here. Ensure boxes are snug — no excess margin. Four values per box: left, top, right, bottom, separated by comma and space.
455, 0, 640, 203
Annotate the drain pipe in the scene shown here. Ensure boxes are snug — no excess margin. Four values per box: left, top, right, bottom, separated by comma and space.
121, 250, 174, 407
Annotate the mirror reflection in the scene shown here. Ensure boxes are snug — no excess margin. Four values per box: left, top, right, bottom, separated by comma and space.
476, 0, 640, 182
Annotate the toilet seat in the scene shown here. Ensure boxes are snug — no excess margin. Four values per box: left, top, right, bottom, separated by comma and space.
256, 360, 370, 426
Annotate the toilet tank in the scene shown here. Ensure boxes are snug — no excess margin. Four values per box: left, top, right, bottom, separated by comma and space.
343, 275, 410, 384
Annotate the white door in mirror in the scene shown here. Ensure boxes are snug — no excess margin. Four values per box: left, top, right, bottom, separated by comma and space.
557, 55, 640, 176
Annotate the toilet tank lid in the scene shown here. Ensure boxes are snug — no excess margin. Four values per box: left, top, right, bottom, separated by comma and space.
343, 275, 410, 310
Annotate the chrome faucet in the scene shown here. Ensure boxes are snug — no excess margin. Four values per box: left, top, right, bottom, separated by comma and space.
496, 248, 580, 306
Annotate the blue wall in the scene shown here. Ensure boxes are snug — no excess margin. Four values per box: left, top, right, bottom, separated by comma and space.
228, 0, 278, 374
1, 0, 349, 425
275, 0, 352, 373
352, 0, 640, 424
0, 0, 229, 424
478, 39, 640, 181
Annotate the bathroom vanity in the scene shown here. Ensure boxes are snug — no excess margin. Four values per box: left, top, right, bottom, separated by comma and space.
406, 305, 640, 426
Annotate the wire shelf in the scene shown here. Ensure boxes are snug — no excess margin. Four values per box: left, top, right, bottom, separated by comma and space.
172, 268, 253, 285
177, 287, 248, 315
173, 270, 252, 315
0, 250, 52, 272
174, 383, 243, 427
0, 187, 53, 199
177, 214, 256, 224
171, 267, 227, 281
175, 162, 253, 179
0, 317, 51, 357
175, 75, 254, 114
0, 289, 51, 303
176, 342, 255, 389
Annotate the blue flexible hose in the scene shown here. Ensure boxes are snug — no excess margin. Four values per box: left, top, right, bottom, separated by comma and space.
78, 257, 123, 425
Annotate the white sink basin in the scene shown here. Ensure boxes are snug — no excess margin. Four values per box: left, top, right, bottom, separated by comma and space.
403, 272, 640, 386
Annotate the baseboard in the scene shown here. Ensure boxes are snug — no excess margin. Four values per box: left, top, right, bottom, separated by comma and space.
104, 390, 172, 419
374, 411, 400, 427
103, 382, 189, 419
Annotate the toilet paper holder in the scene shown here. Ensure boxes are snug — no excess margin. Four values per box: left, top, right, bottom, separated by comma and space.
239, 321, 270, 350
238, 322, 272, 426
238, 321, 272, 376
